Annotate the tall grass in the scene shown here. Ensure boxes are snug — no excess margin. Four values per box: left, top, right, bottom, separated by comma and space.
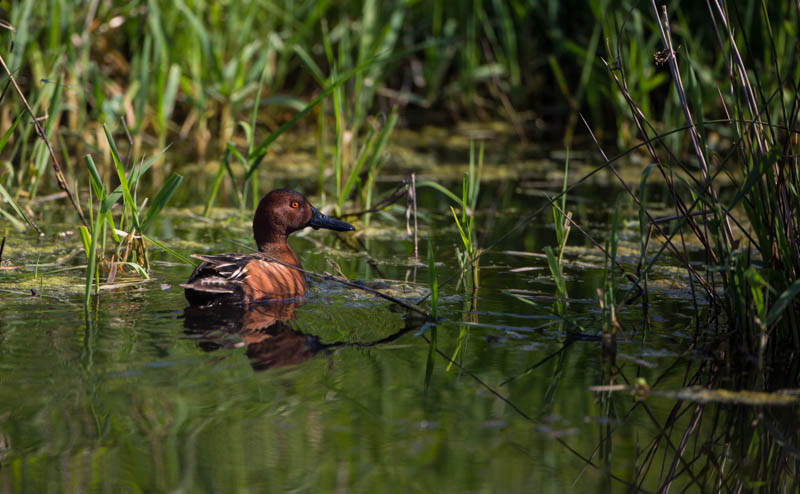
575, 1, 800, 489
449, 141, 483, 291
80, 125, 185, 310
0, 0, 541, 213
544, 152, 572, 320
6, 0, 794, 225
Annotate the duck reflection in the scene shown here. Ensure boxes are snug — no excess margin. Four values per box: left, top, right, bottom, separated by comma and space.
183, 301, 328, 371
183, 301, 424, 371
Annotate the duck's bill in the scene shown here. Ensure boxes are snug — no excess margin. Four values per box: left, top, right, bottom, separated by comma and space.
309, 207, 355, 231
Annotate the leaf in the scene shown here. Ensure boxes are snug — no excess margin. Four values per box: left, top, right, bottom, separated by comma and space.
0, 183, 38, 232
78, 226, 92, 259
544, 246, 566, 297
142, 233, 198, 266
203, 163, 226, 217
766, 279, 800, 327
338, 128, 376, 208
0, 206, 26, 231
416, 180, 466, 209
104, 124, 140, 227
142, 173, 183, 232
83, 154, 106, 202
0, 111, 23, 154
450, 206, 471, 252
162, 64, 181, 121
427, 238, 438, 320
117, 261, 150, 279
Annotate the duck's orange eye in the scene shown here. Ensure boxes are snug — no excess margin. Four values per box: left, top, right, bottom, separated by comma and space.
290, 201, 299, 209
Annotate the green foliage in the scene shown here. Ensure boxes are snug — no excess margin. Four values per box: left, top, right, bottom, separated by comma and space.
80, 127, 186, 310
592, 3, 800, 488
444, 141, 483, 291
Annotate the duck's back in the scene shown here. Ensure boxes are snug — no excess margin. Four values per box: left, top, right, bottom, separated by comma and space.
182, 252, 307, 306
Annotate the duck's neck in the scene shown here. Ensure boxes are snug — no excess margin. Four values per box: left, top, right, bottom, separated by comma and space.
253, 203, 285, 251
255, 232, 286, 252
257, 240, 302, 268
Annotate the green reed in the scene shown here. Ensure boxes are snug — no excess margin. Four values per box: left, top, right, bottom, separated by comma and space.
443, 141, 483, 291
543, 151, 572, 320
80, 125, 186, 310
591, 2, 800, 489
0, 0, 536, 203
599, 197, 622, 336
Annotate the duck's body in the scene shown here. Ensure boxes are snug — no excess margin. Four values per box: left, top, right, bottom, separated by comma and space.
182, 189, 354, 306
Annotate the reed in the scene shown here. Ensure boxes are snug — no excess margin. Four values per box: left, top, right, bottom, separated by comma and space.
448, 141, 483, 291
80, 125, 186, 310
579, 1, 800, 488
544, 151, 572, 320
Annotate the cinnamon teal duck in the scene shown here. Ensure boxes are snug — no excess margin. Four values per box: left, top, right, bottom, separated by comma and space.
182, 189, 354, 306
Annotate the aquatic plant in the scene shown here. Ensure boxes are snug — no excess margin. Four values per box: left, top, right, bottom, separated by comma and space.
448, 140, 483, 291
80, 125, 185, 309
581, 1, 800, 489
545, 152, 572, 319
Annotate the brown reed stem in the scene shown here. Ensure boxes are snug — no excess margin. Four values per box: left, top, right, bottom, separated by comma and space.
0, 54, 87, 227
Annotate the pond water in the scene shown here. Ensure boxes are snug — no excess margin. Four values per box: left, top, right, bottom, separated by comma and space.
0, 133, 794, 492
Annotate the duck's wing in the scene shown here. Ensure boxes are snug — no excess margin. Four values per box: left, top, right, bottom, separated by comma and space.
182, 253, 307, 306
181, 253, 251, 306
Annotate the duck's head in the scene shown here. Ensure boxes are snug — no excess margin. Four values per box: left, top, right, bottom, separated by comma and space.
253, 189, 354, 250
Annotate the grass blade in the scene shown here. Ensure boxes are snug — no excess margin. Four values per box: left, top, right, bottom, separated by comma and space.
0, 182, 40, 233
142, 233, 198, 266
104, 124, 140, 229
141, 173, 183, 232
766, 280, 800, 328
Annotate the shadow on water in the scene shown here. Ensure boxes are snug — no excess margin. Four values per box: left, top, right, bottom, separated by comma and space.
183, 301, 424, 372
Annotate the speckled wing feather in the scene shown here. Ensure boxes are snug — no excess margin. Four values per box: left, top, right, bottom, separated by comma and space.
181, 253, 251, 306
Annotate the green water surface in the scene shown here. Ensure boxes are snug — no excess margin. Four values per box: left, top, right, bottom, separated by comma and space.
0, 168, 790, 493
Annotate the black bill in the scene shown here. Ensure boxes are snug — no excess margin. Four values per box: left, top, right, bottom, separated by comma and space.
309, 207, 355, 231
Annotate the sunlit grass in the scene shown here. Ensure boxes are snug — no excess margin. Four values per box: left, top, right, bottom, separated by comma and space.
80, 125, 186, 310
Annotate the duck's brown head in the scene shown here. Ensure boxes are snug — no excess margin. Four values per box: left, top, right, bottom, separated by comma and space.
253, 189, 354, 251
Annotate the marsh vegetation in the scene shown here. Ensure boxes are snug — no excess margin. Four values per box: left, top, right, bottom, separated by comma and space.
0, 1, 798, 492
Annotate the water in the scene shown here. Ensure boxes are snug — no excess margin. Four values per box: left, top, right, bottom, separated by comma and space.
0, 151, 794, 492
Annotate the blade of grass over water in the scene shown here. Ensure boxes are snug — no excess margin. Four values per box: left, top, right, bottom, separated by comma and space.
82, 166, 106, 311
105, 124, 141, 230
0, 183, 40, 233
141, 173, 183, 232
141, 234, 198, 267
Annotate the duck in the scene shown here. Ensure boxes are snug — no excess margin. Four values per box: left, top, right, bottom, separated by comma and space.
182, 189, 354, 306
